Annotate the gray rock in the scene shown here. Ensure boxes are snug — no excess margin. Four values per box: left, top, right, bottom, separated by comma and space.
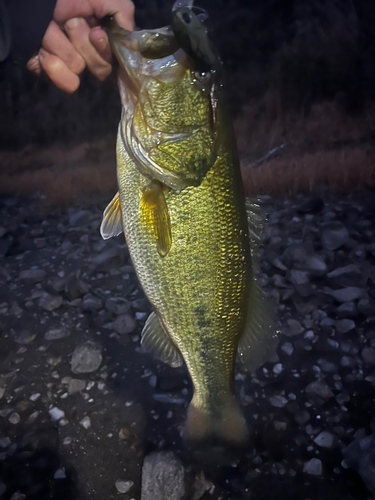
294, 410, 310, 426
9, 301, 23, 316
336, 393, 350, 405
115, 480, 134, 494
113, 314, 137, 335
45, 326, 70, 340
361, 348, 375, 365
68, 378, 86, 395
320, 221, 349, 250
19, 268, 47, 283
49, 407, 65, 421
71, 341, 102, 374
270, 257, 288, 271
10, 493, 26, 500
8, 412, 20, 424
82, 294, 103, 312
54, 468, 67, 479
269, 395, 288, 408
132, 298, 151, 312
341, 341, 359, 355
318, 359, 338, 372
69, 210, 91, 227
358, 298, 374, 315
283, 319, 304, 337
336, 302, 357, 318
0, 437, 11, 448
304, 255, 327, 276
141, 452, 185, 500
341, 356, 356, 368
79, 416, 91, 429
88, 247, 125, 272
289, 270, 310, 286
306, 380, 334, 399
314, 431, 336, 448
65, 273, 90, 300
303, 458, 323, 476
105, 297, 130, 315
327, 264, 360, 278
320, 318, 335, 327
191, 472, 214, 500
39, 293, 63, 312
13, 330, 36, 345
342, 434, 375, 495
280, 342, 294, 356
283, 243, 308, 264
335, 319, 356, 333
324, 286, 364, 302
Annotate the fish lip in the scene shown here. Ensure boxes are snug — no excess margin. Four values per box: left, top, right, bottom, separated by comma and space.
100, 15, 132, 38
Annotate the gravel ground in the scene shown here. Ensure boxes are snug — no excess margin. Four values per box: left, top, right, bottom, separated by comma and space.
0, 190, 375, 500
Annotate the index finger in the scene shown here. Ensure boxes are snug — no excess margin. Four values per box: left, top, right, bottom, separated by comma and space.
53, 0, 134, 30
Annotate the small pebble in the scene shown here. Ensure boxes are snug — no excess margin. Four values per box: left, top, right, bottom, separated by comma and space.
8, 412, 21, 424
303, 458, 323, 476
54, 468, 67, 479
115, 480, 134, 494
49, 407, 65, 421
119, 428, 130, 440
269, 395, 288, 408
80, 416, 91, 429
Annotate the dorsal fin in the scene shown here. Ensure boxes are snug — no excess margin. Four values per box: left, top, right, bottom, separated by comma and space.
100, 192, 123, 240
237, 280, 279, 371
141, 312, 183, 368
139, 181, 172, 257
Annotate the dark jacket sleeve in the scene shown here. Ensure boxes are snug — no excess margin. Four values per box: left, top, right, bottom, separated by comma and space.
0, 0, 57, 63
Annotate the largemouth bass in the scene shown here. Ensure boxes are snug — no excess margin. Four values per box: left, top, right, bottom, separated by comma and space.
101, 1, 277, 444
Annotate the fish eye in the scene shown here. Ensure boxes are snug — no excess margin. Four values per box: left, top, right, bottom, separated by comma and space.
182, 12, 191, 23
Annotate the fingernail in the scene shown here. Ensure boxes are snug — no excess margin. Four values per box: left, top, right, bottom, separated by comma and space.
65, 17, 82, 30
27, 55, 41, 73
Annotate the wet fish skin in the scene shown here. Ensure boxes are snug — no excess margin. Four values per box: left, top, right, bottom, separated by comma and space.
101, 4, 276, 444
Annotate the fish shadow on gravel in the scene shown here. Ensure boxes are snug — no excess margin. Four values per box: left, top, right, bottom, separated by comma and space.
98, 327, 191, 442
0, 423, 80, 500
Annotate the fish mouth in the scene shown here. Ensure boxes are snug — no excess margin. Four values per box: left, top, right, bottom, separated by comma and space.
102, 15, 190, 101
102, 15, 180, 64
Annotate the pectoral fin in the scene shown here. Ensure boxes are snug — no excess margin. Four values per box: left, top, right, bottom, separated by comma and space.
139, 182, 172, 257
141, 312, 183, 368
100, 192, 123, 240
237, 280, 279, 371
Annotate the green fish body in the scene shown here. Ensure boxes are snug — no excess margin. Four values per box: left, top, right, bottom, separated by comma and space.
101, 5, 277, 443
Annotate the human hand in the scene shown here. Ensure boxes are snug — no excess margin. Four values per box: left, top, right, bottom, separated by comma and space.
27, 0, 134, 93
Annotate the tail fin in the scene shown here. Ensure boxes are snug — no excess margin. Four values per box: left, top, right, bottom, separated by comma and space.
184, 397, 248, 445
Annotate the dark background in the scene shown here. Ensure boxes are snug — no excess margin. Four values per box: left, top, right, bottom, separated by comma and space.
1, 0, 375, 150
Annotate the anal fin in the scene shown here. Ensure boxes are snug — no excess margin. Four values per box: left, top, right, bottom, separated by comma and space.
141, 312, 183, 368
139, 181, 172, 257
237, 280, 279, 371
100, 192, 123, 240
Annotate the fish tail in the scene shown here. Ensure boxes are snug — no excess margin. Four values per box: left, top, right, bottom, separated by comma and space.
185, 396, 248, 445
